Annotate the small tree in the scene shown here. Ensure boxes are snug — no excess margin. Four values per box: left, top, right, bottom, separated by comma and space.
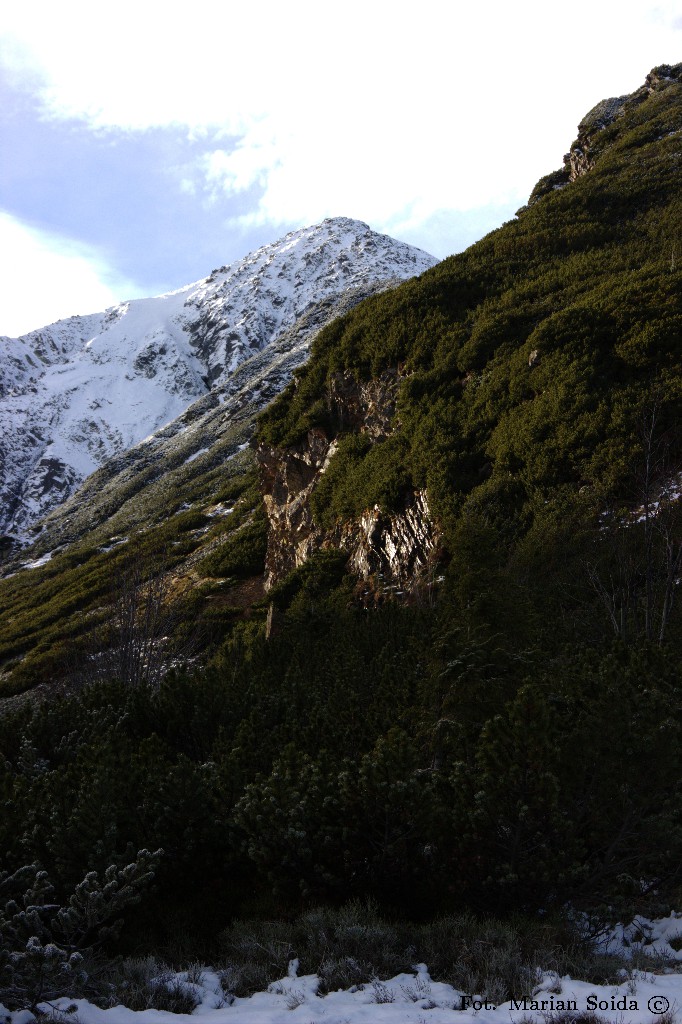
108, 559, 171, 688
74, 546, 199, 690
0, 849, 163, 1010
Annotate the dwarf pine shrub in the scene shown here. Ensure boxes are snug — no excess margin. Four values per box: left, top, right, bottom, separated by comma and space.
0, 851, 162, 1010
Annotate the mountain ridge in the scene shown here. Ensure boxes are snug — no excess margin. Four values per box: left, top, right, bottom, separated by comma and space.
256, 64, 682, 609
3, 64, 682, 702
0, 217, 437, 546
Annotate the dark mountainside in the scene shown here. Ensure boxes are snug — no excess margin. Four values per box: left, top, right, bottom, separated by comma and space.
3, 65, 682, 1004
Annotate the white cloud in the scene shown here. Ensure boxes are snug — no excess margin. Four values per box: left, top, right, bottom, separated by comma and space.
0, 212, 143, 336
2, 0, 682, 256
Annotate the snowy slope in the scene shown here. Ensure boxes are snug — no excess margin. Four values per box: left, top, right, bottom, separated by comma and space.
25, 281, 393, 558
0, 219, 436, 542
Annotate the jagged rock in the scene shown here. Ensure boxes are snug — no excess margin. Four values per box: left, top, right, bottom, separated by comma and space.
326, 369, 399, 438
338, 491, 439, 585
259, 428, 337, 589
526, 63, 682, 205
259, 372, 440, 594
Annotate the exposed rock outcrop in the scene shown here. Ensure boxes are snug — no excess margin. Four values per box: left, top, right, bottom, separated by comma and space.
260, 427, 338, 589
259, 371, 441, 594
525, 63, 682, 207
337, 490, 438, 587
324, 369, 399, 439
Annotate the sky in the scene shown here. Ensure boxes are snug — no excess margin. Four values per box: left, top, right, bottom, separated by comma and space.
1, 1, 681, 337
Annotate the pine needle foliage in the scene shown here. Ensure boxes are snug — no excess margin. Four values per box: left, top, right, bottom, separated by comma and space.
0, 851, 162, 1009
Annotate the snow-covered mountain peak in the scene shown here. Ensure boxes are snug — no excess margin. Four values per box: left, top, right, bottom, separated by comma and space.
178, 217, 435, 382
0, 220, 437, 543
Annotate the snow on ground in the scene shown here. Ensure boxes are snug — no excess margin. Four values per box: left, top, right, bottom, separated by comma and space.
206, 503, 234, 518
603, 911, 682, 961
7, 965, 682, 1024
19, 551, 54, 570
183, 448, 212, 464
7, 916, 682, 1024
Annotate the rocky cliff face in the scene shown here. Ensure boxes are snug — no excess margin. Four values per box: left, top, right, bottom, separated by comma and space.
336, 490, 439, 594
527, 63, 682, 206
259, 371, 441, 594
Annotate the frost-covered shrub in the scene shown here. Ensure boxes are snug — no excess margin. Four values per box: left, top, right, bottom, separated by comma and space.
0, 851, 162, 1010
216, 903, 645, 1004
370, 978, 395, 1003
2, 938, 86, 1010
218, 901, 412, 997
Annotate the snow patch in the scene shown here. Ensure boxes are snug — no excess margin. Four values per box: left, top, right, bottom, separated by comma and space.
7, 957, 682, 1024
19, 551, 53, 570
184, 447, 211, 465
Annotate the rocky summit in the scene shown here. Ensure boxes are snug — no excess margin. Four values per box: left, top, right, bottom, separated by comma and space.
0, 218, 436, 545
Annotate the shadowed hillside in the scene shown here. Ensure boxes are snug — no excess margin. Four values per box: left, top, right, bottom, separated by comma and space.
2, 68, 682, 968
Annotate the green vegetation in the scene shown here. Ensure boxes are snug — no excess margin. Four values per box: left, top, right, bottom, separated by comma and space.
0, 851, 162, 1010
260, 78, 682, 563
198, 502, 268, 580
4, 68, 682, 988
2, 596, 682, 962
0, 451, 267, 696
